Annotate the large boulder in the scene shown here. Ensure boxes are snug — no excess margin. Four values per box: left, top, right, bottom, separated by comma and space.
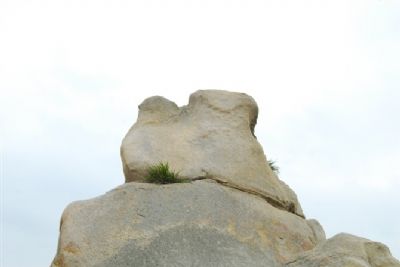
121, 90, 303, 217
285, 233, 400, 267
51, 90, 400, 267
51, 180, 319, 267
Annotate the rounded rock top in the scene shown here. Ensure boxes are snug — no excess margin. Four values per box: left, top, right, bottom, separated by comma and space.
121, 89, 304, 217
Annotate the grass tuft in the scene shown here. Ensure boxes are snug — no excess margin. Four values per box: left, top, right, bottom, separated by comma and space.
145, 162, 189, 184
268, 160, 280, 174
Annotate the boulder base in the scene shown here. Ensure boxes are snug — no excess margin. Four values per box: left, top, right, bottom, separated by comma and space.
51, 180, 318, 267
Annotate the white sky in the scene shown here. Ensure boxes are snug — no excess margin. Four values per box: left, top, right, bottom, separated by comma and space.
1, 0, 399, 266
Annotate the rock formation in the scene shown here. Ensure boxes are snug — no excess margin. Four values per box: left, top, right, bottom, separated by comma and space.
51, 90, 400, 267
120, 90, 303, 217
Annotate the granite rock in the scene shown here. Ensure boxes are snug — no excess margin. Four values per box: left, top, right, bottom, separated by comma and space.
51, 180, 318, 267
121, 90, 303, 217
285, 233, 400, 267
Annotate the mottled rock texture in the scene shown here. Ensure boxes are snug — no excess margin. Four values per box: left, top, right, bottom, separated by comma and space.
51, 181, 317, 267
121, 90, 303, 217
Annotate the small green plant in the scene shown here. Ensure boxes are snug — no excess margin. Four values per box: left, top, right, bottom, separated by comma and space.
145, 162, 188, 184
268, 160, 279, 174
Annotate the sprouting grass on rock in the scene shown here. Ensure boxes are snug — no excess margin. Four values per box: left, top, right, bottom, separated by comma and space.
268, 160, 279, 174
145, 162, 189, 184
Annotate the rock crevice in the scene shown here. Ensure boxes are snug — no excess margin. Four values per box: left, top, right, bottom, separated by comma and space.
193, 177, 302, 218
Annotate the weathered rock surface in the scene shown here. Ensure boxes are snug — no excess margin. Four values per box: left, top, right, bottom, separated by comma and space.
51, 180, 319, 267
306, 219, 326, 244
51, 90, 400, 267
121, 90, 303, 217
285, 233, 400, 267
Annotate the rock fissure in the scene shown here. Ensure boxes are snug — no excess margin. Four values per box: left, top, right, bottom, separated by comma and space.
191, 176, 303, 218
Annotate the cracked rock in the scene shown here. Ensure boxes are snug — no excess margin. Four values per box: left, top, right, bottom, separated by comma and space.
121, 90, 303, 217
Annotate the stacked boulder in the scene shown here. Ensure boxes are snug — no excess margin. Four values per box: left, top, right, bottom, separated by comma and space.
51, 90, 399, 267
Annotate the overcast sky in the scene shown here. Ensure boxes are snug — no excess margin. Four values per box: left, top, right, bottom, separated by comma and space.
1, 0, 399, 266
